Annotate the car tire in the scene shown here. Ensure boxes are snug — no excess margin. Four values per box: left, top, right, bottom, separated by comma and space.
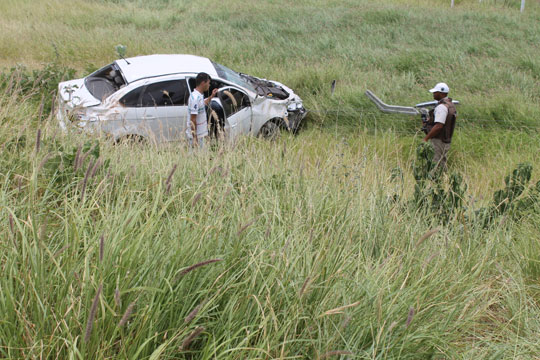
115, 135, 147, 146
259, 121, 281, 141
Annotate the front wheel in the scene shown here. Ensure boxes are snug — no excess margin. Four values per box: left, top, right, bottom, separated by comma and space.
258, 121, 281, 140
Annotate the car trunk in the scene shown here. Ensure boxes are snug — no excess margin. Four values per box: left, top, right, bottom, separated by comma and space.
58, 79, 101, 108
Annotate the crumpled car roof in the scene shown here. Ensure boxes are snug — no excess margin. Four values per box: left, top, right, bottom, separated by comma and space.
116, 54, 218, 84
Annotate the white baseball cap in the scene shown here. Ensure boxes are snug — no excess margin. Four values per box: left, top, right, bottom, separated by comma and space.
429, 83, 450, 93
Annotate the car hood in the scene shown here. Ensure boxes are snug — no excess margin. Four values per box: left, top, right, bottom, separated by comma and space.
58, 78, 101, 108
240, 74, 292, 100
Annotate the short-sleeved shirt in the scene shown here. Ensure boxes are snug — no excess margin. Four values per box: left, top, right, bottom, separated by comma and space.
186, 89, 208, 138
434, 99, 449, 124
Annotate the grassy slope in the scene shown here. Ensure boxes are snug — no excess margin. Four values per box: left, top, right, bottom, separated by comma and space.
1, 0, 539, 127
1, 0, 540, 359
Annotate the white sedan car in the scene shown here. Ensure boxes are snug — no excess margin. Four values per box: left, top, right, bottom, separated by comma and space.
56, 54, 307, 142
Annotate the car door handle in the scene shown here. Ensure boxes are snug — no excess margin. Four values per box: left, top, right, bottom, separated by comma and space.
143, 116, 156, 120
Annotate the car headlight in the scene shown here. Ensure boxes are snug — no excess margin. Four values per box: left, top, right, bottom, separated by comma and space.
287, 102, 304, 111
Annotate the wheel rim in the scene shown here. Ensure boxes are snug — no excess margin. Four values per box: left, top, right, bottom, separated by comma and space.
261, 122, 279, 139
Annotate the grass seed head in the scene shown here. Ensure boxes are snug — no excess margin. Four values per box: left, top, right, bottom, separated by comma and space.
114, 288, 121, 308
299, 277, 311, 297
8, 214, 14, 234
35, 128, 41, 152
73, 145, 82, 171
185, 300, 207, 323
179, 259, 223, 277
37, 153, 53, 173
416, 228, 439, 248
80, 159, 94, 201
165, 164, 177, 186
118, 301, 136, 327
180, 326, 205, 351
90, 158, 102, 178
406, 307, 415, 328
237, 215, 262, 236
99, 234, 104, 262
84, 283, 102, 342
53, 244, 68, 258
191, 193, 202, 207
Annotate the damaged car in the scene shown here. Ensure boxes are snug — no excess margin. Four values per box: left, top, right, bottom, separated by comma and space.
56, 54, 307, 143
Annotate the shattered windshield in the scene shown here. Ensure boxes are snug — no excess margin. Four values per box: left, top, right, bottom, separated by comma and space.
212, 62, 256, 93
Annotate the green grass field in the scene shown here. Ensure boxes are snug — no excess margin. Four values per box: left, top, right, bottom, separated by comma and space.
1, 0, 540, 359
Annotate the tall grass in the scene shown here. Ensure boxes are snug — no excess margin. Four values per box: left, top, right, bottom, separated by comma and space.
1, 78, 540, 358
1, 0, 540, 358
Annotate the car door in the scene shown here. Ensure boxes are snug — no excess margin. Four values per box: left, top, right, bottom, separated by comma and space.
217, 87, 252, 139
137, 80, 177, 142
104, 83, 146, 139
164, 78, 190, 141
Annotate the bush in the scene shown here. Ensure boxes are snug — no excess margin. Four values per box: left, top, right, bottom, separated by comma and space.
0, 63, 77, 117
410, 143, 538, 226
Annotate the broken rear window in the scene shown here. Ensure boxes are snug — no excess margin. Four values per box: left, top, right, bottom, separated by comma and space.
85, 64, 126, 101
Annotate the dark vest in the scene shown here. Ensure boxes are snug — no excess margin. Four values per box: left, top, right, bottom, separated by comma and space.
428, 98, 457, 143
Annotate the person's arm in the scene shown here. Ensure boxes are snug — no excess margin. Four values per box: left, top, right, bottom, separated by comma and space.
188, 96, 199, 143
423, 104, 447, 142
423, 123, 443, 142
190, 113, 198, 143
204, 88, 219, 106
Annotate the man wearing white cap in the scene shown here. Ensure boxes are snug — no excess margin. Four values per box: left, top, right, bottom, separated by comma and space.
423, 82, 457, 171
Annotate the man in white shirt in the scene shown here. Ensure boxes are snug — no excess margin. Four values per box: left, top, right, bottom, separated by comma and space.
187, 72, 218, 148
423, 82, 457, 171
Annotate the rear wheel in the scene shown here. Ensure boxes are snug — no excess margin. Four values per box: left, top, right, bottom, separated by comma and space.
258, 121, 281, 141
115, 135, 147, 146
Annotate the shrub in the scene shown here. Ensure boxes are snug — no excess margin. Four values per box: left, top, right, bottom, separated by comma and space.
0, 63, 77, 117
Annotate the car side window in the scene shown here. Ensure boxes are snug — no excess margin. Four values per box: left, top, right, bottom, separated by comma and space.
187, 78, 226, 97
120, 87, 143, 107
140, 80, 190, 107
219, 88, 250, 117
